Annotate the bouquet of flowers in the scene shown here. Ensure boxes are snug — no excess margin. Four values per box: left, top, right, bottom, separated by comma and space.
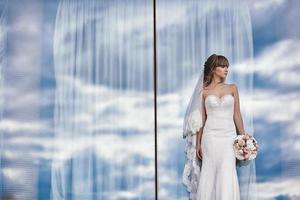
233, 133, 259, 160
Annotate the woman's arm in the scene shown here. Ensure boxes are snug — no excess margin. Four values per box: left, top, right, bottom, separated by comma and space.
232, 84, 246, 135
196, 92, 207, 146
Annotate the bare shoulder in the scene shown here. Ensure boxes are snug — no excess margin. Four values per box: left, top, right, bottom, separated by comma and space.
228, 84, 239, 96
229, 83, 237, 90
203, 85, 210, 91
202, 87, 208, 97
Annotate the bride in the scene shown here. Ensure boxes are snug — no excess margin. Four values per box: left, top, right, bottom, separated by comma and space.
182, 54, 257, 200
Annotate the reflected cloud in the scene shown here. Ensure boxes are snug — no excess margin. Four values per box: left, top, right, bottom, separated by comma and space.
256, 176, 300, 199
0, 119, 48, 133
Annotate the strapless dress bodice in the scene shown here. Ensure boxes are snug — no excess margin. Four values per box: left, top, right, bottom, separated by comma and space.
203, 94, 236, 136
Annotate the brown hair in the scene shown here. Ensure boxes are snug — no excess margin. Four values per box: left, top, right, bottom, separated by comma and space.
203, 54, 229, 87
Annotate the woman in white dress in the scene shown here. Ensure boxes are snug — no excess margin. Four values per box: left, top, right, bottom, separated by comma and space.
197, 54, 243, 200
182, 54, 256, 200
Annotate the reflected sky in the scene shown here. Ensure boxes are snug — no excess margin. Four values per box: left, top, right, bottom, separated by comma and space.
0, 0, 300, 200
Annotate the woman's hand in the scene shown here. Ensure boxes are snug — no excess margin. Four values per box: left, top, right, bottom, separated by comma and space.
196, 144, 202, 160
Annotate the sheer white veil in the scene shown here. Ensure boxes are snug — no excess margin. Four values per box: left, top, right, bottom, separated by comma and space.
182, 57, 257, 200
182, 68, 204, 200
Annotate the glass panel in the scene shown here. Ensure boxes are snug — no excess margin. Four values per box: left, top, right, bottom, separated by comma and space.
0, 1, 155, 199
156, 0, 256, 199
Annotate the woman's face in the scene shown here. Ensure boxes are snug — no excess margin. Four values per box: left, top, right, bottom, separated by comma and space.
214, 64, 228, 79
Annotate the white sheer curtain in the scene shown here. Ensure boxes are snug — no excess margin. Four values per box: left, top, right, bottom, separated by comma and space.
156, 0, 257, 199
51, 1, 155, 199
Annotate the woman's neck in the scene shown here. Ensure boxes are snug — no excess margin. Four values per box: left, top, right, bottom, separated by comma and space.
211, 77, 224, 86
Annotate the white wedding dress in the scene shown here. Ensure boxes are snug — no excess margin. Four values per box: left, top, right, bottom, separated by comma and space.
196, 94, 240, 200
